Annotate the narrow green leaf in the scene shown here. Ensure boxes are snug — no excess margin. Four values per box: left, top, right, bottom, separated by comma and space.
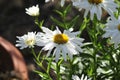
51, 16, 64, 28
80, 18, 89, 32
55, 10, 63, 17
63, 4, 71, 17
68, 15, 79, 28
80, 53, 94, 59
34, 70, 49, 79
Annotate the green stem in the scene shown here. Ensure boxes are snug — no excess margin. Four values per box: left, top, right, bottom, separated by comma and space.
87, 18, 99, 80
93, 50, 97, 80
36, 53, 53, 80
79, 18, 89, 36
31, 48, 37, 59
68, 59, 73, 80
56, 62, 61, 80
31, 48, 52, 80
62, 13, 68, 29
35, 17, 39, 25
34, 17, 43, 31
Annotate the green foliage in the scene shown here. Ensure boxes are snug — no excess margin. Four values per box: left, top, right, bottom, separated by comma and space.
18, 0, 120, 80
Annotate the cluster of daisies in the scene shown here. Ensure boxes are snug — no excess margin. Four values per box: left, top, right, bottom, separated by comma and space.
16, 0, 120, 62
16, 0, 120, 80
45, 0, 120, 49
46, 0, 118, 20
16, 0, 120, 61
16, 26, 84, 62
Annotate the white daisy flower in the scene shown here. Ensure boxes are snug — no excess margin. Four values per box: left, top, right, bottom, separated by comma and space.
103, 16, 120, 48
72, 74, 91, 80
37, 27, 84, 62
71, 0, 118, 20
25, 5, 39, 16
16, 32, 37, 49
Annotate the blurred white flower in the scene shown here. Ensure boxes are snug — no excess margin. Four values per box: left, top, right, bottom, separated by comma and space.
45, 0, 65, 7
60, 0, 65, 7
25, 5, 39, 16
103, 16, 120, 48
45, 0, 50, 3
71, 0, 118, 20
37, 27, 84, 62
72, 74, 91, 80
16, 32, 37, 49
45, 0, 54, 3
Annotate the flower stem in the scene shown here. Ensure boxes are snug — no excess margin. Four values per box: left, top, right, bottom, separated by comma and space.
93, 50, 97, 80
68, 59, 73, 80
34, 17, 43, 31
31, 48, 37, 59
56, 62, 61, 80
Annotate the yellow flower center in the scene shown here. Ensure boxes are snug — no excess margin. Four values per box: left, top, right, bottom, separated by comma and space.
88, 0, 103, 4
25, 38, 35, 46
117, 24, 120, 31
53, 34, 69, 44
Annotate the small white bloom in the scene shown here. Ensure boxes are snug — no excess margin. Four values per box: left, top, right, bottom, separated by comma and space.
72, 74, 90, 80
25, 5, 39, 16
45, 0, 54, 3
45, 0, 50, 3
16, 32, 37, 49
72, 0, 118, 20
60, 0, 65, 7
45, 0, 65, 7
103, 16, 120, 48
37, 27, 84, 62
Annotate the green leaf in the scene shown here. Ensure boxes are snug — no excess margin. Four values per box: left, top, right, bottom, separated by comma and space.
58, 59, 64, 66
50, 16, 64, 28
68, 15, 79, 28
63, 4, 71, 17
80, 53, 94, 59
55, 10, 63, 17
47, 58, 53, 74
80, 18, 90, 32
34, 70, 49, 79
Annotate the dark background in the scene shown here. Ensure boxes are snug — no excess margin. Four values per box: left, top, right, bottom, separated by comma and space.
0, 0, 56, 80
0, 0, 56, 43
